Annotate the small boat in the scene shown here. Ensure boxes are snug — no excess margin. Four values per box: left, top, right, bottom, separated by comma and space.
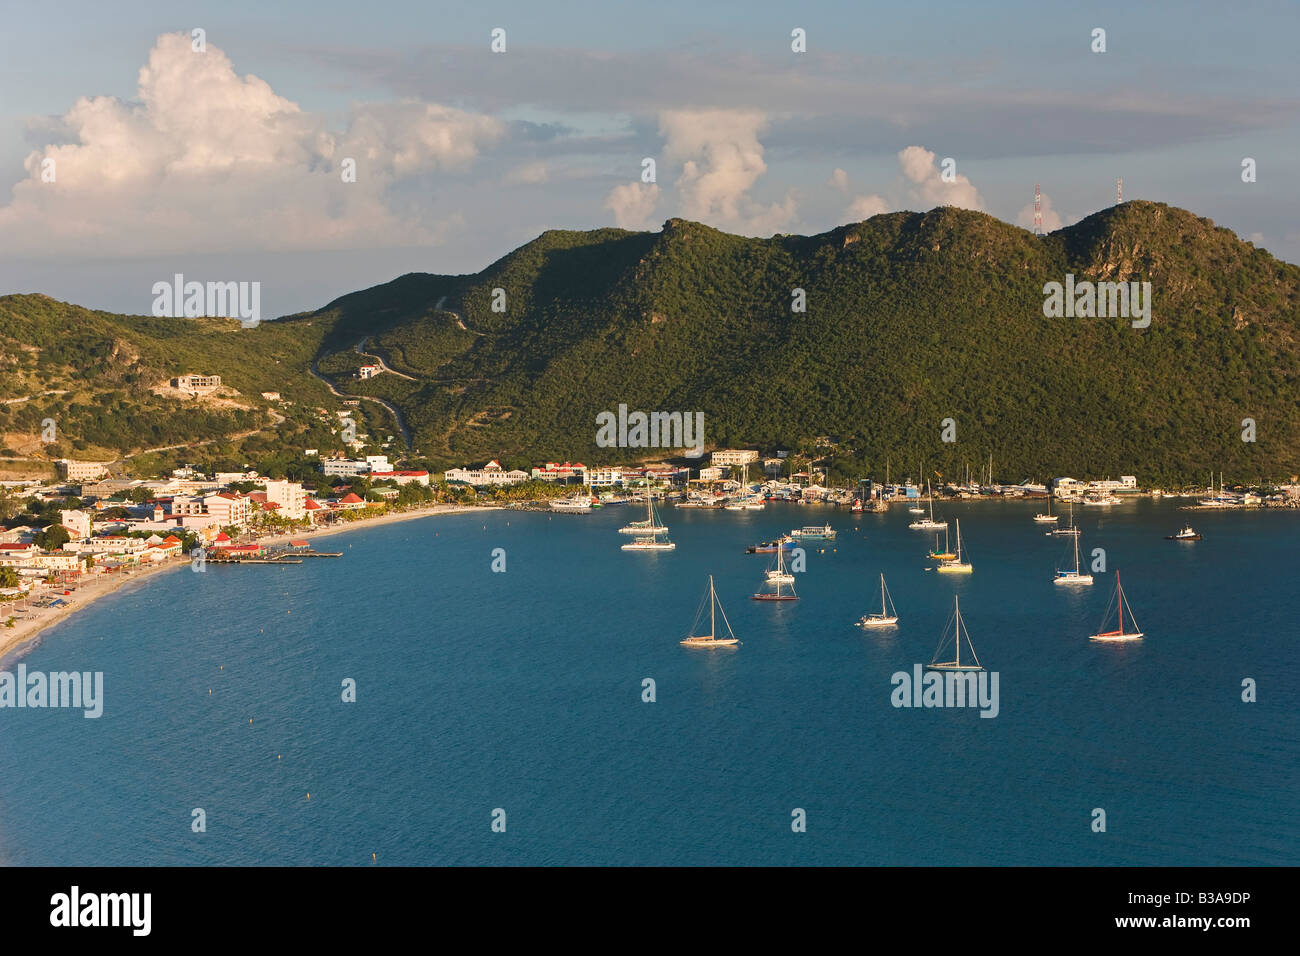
753, 546, 798, 601
934, 518, 972, 573
743, 499, 765, 511
1049, 498, 1081, 536
926, 595, 982, 671
1033, 496, 1058, 523
746, 537, 794, 554
928, 526, 955, 561
1165, 526, 1201, 541
857, 573, 899, 628
1053, 531, 1093, 586
1081, 491, 1117, 507
1089, 570, 1144, 641
680, 575, 741, 647
908, 481, 946, 530
789, 523, 835, 540
851, 499, 864, 513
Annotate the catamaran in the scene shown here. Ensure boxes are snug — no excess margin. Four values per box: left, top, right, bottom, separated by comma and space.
618, 496, 668, 534
934, 518, 972, 573
926, 595, 982, 671
551, 495, 593, 513
680, 575, 741, 647
1049, 498, 1081, 536
1053, 531, 1093, 585
753, 545, 798, 601
1033, 496, 1058, 523
620, 498, 675, 550
1089, 570, 1144, 641
857, 573, 899, 628
908, 481, 946, 530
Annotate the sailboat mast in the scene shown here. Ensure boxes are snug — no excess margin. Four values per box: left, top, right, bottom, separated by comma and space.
954, 597, 961, 666
1116, 572, 1123, 633
710, 575, 716, 638
880, 573, 886, 615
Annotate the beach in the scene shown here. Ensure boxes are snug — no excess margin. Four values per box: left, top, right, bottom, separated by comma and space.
0, 501, 494, 663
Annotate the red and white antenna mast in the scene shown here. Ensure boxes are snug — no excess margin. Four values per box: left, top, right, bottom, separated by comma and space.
1033, 184, 1042, 236
1117, 178, 1123, 204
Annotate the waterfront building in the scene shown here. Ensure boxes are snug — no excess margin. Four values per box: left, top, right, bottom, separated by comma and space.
443, 460, 530, 486
710, 449, 759, 468
264, 480, 307, 520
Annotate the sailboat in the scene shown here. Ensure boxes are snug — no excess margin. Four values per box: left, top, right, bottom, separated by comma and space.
1033, 495, 1058, 523
908, 480, 946, 530
857, 573, 899, 628
680, 575, 741, 647
1053, 531, 1093, 585
752, 545, 798, 601
764, 545, 796, 585
1089, 571, 1144, 641
1049, 498, 1081, 536
618, 496, 667, 534
934, 518, 972, 573
926, 595, 982, 671
620, 497, 676, 550
928, 525, 955, 561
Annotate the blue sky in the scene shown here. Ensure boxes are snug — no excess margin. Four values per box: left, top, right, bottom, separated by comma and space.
0, 0, 1295, 318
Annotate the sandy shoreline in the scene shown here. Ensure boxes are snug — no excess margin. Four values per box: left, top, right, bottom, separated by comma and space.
0, 502, 496, 664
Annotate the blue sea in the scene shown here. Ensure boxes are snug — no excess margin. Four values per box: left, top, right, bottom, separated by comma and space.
1, 499, 1296, 865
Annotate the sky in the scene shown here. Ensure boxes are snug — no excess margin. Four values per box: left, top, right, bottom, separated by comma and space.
0, 0, 1296, 319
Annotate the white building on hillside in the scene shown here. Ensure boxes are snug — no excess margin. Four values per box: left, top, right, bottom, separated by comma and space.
264, 480, 307, 520
443, 460, 529, 486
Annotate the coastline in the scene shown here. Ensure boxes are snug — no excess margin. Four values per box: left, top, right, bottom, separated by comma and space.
0, 502, 496, 664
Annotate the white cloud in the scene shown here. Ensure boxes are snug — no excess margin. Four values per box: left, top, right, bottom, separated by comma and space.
897, 145, 984, 211
847, 194, 890, 219
828, 167, 850, 192
658, 109, 796, 233
603, 182, 660, 229
0, 32, 505, 256
1015, 190, 1065, 232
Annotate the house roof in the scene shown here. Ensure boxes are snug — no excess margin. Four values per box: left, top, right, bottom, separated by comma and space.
339, 492, 364, 503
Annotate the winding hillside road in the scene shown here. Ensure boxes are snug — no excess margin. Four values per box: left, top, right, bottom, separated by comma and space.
308, 357, 412, 449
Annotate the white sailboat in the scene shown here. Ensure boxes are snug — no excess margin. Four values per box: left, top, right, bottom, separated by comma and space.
618, 496, 667, 534
1049, 498, 1081, 536
764, 544, 796, 585
934, 518, 972, 573
1089, 571, 1144, 641
1053, 531, 1094, 585
620, 497, 675, 550
926, 595, 982, 671
1033, 495, 1058, 523
857, 573, 899, 628
680, 575, 741, 647
908, 480, 946, 530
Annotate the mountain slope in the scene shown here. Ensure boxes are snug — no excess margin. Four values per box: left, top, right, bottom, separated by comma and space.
317, 202, 1300, 483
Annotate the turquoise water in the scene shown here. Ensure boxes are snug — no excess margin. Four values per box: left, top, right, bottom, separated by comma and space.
0, 500, 1295, 865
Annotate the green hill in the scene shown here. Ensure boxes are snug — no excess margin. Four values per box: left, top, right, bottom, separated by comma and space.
313, 201, 1300, 485
2, 201, 1298, 486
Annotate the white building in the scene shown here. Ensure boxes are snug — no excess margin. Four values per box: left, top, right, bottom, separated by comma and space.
58, 460, 111, 482
172, 374, 221, 391
357, 365, 381, 379
587, 466, 624, 488
60, 509, 93, 540
263, 480, 307, 520
203, 492, 252, 527
710, 449, 759, 468
321, 458, 371, 477
443, 460, 530, 486
698, 466, 724, 481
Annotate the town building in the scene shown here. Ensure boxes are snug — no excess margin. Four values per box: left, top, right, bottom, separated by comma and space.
171, 374, 222, 393
443, 460, 530, 486
57, 459, 112, 482
357, 365, 381, 379
710, 449, 759, 468
60, 509, 93, 540
263, 480, 307, 520
531, 462, 589, 484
